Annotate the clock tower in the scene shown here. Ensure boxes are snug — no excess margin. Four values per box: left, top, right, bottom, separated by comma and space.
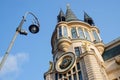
44, 5, 109, 80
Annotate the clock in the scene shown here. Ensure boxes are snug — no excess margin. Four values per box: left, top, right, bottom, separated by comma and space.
55, 52, 75, 73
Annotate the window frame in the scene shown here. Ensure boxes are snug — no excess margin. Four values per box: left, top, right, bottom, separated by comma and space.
78, 27, 85, 39
74, 47, 82, 57
71, 27, 78, 39
84, 29, 91, 41
92, 30, 100, 42
63, 26, 68, 38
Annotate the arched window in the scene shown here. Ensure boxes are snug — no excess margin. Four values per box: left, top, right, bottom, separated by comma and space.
57, 62, 83, 80
92, 30, 100, 42
78, 27, 85, 39
71, 27, 77, 39
63, 26, 68, 37
84, 29, 91, 41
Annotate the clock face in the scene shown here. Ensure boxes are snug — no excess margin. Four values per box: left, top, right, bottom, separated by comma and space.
55, 52, 75, 73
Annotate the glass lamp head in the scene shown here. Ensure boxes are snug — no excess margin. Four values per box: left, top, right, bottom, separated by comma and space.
29, 24, 39, 34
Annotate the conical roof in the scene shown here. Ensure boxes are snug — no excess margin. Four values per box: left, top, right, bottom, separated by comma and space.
58, 9, 65, 17
65, 4, 79, 22
57, 9, 65, 22
84, 12, 92, 20
84, 12, 95, 26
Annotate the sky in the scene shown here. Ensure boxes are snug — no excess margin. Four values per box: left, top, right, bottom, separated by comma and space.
0, 0, 120, 80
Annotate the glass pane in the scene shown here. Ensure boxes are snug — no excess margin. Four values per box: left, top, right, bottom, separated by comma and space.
63, 26, 68, 37
73, 67, 76, 72
71, 27, 77, 39
74, 47, 81, 56
55, 73, 58, 80
59, 27, 62, 38
84, 29, 91, 41
59, 74, 62, 79
69, 76, 72, 80
77, 62, 80, 70
73, 74, 77, 80
78, 27, 85, 39
92, 30, 100, 42
64, 74, 66, 77
68, 71, 71, 74
64, 78, 68, 80
78, 71, 83, 80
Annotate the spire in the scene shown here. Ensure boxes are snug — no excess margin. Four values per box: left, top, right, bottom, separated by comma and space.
65, 4, 79, 22
57, 9, 65, 22
84, 12, 95, 26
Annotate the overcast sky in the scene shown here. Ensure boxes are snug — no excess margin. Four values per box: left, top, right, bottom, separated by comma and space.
0, 0, 120, 80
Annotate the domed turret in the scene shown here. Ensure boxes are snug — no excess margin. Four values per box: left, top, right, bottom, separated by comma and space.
45, 5, 108, 80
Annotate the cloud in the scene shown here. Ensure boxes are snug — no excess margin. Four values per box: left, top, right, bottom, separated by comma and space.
0, 53, 29, 80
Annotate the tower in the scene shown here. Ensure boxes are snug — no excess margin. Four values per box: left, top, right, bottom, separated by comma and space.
44, 5, 109, 80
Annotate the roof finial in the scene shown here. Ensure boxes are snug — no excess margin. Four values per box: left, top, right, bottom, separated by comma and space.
67, 3, 70, 9
65, 4, 79, 21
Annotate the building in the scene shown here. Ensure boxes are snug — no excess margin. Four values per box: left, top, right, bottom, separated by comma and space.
44, 5, 120, 80
102, 37, 120, 80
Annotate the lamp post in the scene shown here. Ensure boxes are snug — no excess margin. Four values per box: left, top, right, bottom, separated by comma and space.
0, 12, 40, 70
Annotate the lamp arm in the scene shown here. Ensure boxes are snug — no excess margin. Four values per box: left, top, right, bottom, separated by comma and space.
29, 12, 40, 27
24, 12, 40, 27
17, 12, 40, 32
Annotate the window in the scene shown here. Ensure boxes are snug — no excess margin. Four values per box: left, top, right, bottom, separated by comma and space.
77, 62, 80, 70
64, 74, 66, 77
57, 64, 83, 80
68, 76, 72, 80
63, 26, 68, 37
78, 27, 85, 39
55, 73, 58, 80
73, 67, 76, 72
74, 47, 81, 56
78, 71, 83, 80
59, 74, 62, 79
68, 71, 71, 75
58, 27, 62, 38
92, 30, 100, 42
73, 74, 77, 80
64, 78, 68, 80
58, 26, 68, 38
71, 27, 77, 39
84, 29, 91, 41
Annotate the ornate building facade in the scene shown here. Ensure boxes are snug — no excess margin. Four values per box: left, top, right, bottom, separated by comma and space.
44, 5, 120, 80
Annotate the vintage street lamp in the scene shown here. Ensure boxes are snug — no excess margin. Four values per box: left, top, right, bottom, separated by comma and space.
0, 12, 40, 70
